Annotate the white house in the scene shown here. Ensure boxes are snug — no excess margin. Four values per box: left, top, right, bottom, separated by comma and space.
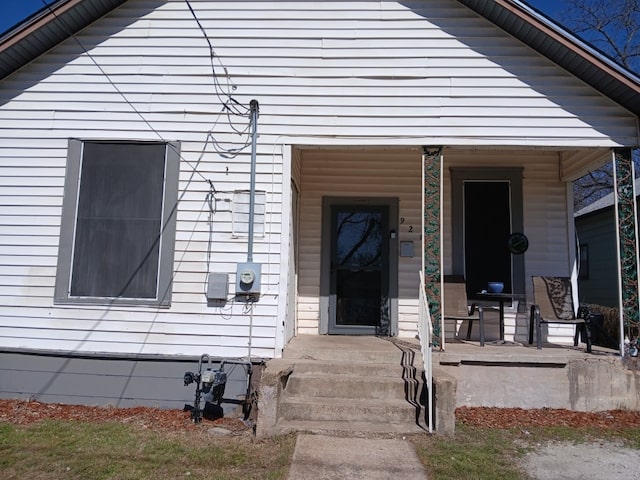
0, 0, 639, 407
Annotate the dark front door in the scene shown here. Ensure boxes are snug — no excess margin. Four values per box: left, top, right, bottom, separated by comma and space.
328, 204, 390, 334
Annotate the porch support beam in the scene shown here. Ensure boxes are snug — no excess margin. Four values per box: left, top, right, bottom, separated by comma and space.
613, 147, 640, 355
422, 146, 444, 349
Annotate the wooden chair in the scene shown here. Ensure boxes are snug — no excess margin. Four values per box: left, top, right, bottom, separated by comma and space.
529, 276, 592, 352
443, 276, 485, 346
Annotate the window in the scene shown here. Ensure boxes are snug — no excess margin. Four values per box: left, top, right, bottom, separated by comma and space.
55, 140, 180, 306
579, 244, 589, 280
232, 190, 265, 237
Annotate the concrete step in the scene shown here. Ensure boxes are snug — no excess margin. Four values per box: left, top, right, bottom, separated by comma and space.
285, 372, 419, 400
279, 396, 420, 423
292, 360, 422, 377
267, 336, 429, 435
274, 419, 426, 437
282, 336, 418, 364
283, 348, 405, 364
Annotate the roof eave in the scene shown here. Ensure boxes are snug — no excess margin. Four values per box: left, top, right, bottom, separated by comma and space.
0, 0, 128, 80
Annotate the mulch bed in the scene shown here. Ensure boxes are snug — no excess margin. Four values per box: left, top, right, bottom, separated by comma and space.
456, 406, 640, 429
0, 399, 251, 433
2, 399, 640, 431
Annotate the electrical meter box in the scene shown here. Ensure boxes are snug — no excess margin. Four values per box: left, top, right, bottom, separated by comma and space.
235, 262, 261, 295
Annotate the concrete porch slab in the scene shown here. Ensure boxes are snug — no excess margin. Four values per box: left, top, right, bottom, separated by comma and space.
433, 340, 638, 412
435, 340, 620, 366
282, 335, 412, 363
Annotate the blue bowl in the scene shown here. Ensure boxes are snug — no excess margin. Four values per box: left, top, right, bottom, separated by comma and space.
488, 282, 504, 293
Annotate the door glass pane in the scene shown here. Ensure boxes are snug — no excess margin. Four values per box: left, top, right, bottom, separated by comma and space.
334, 211, 383, 326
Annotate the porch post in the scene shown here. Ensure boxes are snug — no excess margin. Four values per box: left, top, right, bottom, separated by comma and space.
422, 146, 443, 348
613, 147, 640, 355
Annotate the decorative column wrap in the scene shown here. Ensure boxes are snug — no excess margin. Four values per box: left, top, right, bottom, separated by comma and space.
614, 148, 640, 336
423, 146, 443, 348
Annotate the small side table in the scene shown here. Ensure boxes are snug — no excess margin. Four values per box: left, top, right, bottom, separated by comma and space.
475, 292, 525, 341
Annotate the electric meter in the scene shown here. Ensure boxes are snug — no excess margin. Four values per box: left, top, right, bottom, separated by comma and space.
239, 269, 256, 285
235, 262, 261, 295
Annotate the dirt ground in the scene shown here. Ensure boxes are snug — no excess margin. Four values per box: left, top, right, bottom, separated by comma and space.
520, 441, 640, 480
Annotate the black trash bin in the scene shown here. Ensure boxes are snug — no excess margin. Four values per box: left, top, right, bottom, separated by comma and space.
588, 313, 612, 348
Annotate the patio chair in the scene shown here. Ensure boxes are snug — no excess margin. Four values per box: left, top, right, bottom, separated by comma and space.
443, 276, 485, 346
529, 276, 592, 352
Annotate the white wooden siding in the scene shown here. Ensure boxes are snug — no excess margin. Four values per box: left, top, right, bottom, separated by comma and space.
297, 148, 423, 337
0, 0, 635, 356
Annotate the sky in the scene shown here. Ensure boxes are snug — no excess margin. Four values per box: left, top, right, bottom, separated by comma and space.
0, 0, 568, 36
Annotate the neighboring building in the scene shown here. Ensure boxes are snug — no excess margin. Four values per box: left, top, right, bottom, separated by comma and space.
575, 179, 640, 308
0, 0, 639, 407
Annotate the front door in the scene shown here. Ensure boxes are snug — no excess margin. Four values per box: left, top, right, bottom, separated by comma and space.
321, 198, 397, 335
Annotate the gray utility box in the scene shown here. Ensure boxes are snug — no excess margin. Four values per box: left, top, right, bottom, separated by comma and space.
235, 262, 261, 295
206, 273, 229, 301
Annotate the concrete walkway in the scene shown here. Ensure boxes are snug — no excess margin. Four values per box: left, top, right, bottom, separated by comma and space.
287, 434, 427, 479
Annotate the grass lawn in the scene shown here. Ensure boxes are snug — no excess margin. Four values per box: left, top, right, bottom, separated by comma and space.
0, 420, 296, 480
2, 416, 640, 479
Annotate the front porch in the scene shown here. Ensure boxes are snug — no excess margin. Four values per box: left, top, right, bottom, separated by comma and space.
290, 145, 639, 350
257, 334, 637, 436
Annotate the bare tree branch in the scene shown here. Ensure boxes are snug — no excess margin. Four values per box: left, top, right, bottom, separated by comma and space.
562, 0, 640, 71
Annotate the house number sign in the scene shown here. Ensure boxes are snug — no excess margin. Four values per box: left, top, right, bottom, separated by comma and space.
400, 217, 413, 233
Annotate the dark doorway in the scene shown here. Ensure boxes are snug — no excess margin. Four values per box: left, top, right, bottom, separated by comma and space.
464, 181, 512, 298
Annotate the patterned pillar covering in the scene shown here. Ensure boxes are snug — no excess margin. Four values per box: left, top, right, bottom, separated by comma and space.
614, 148, 640, 336
423, 147, 443, 347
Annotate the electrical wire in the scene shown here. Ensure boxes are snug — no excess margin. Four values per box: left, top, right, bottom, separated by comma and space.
184, 0, 252, 137
40, 0, 253, 170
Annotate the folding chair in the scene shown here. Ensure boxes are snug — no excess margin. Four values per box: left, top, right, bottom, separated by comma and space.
529, 276, 591, 352
443, 276, 485, 346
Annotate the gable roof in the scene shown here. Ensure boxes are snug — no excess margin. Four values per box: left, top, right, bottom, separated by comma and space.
1, 0, 640, 118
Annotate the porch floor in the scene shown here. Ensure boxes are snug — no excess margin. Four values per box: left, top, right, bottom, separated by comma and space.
283, 334, 619, 365
282, 334, 418, 362
435, 339, 620, 366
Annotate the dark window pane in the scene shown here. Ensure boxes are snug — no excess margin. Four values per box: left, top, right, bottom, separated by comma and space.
579, 244, 589, 280
70, 142, 166, 299
336, 212, 383, 268
464, 181, 512, 298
